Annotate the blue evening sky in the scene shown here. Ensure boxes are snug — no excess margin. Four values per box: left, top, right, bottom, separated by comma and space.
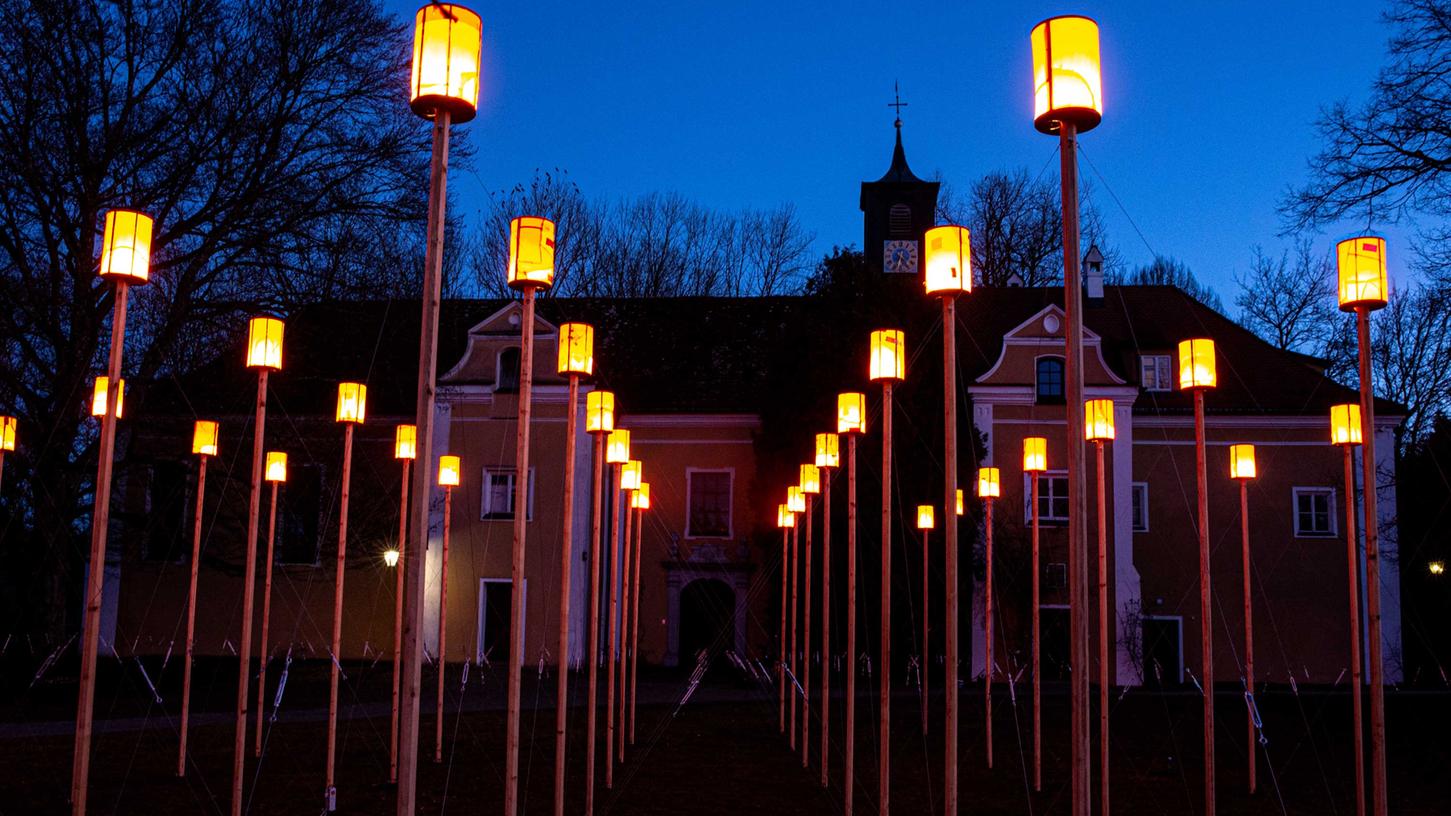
387, 1, 1403, 302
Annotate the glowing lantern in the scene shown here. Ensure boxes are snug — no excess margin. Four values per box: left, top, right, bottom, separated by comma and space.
800, 464, 821, 495
1336, 235, 1388, 312
438, 455, 461, 487
0, 416, 14, 451
336, 382, 367, 424
409, 3, 483, 122
837, 392, 867, 434
507, 216, 556, 290
395, 424, 418, 460
917, 505, 936, 530
955, 489, 964, 516
98, 210, 154, 284
621, 459, 642, 491
869, 329, 906, 381
558, 322, 594, 376
246, 316, 284, 370
977, 467, 1001, 499
777, 504, 794, 528
265, 452, 288, 483
1023, 437, 1048, 472
787, 486, 806, 514
1177, 338, 1217, 390
91, 377, 124, 418
631, 482, 651, 510
383, 549, 401, 568
1330, 404, 1363, 447
1031, 15, 1103, 134
587, 390, 616, 434
192, 421, 219, 457
815, 433, 840, 468
1430, 561, 1446, 576
606, 429, 631, 463
1084, 399, 1115, 441
1229, 444, 1257, 480
924, 225, 972, 295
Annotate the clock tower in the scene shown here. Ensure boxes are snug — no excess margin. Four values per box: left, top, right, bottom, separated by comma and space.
860, 118, 940, 276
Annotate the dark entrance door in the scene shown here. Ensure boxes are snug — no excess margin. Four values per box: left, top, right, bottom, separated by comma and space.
679, 579, 735, 671
478, 579, 512, 665
1141, 616, 1184, 688
1040, 607, 1071, 681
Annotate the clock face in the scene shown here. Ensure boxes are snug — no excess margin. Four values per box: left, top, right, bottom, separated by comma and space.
884, 240, 918, 275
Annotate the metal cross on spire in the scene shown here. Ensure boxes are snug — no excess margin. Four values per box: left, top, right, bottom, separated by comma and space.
888, 81, 908, 129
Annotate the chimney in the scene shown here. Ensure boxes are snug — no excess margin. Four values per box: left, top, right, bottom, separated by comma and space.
1083, 244, 1104, 303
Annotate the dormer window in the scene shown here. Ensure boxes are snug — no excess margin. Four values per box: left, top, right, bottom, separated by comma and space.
1036, 357, 1065, 404
497, 347, 521, 392
1139, 354, 1172, 392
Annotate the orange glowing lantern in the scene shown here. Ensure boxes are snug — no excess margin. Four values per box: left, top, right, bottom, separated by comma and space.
924, 225, 972, 295
631, 482, 651, 510
558, 322, 594, 376
606, 428, 630, 463
800, 464, 821, 495
246, 316, 284, 370
1031, 15, 1103, 134
507, 216, 556, 290
335, 382, 367, 424
869, 329, 906, 381
91, 377, 124, 418
787, 486, 806, 514
98, 210, 154, 284
815, 432, 840, 468
1085, 399, 1115, 441
1229, 444, 1257, 480
265, 451, 288, 483
1023, 437, 1048, 472
777, 504, 794, 528
837, 393, 867, 434
1336, 235, 1389, 312
0, 416, 15, 452
1177, 338, 1217, 390
1330, 404, 1363, 447
955, 489, 964, 516
395, 424, 418, 460
409, 3, 483, 122
977, 467, 1001, 499
383, 549, 401, 568
438, 454, 461, 487
192, 421, 219, 457
587, 390, 616, 435
917, 505, 936, 530
621, 459, 643, 491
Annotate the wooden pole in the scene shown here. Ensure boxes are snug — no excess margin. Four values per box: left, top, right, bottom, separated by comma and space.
1095, 439, 1110, 814
390, 458, 411, 784
845, 435, 859, 816
504, 284, 539, 814
941, 293, 960, 814
820, 464, 833, 787
790, 513, 799, 750
629, 501, 643, 744
802, 492, 814, 765
230, 366, 269, 816
1342, 444, 1366, 816
434, 485, 452, 763
178, 452, 209, 776
554, 373, 580, 816
780, 526, 789, 734
879, 380, 893, 816
1354, 306, 1389, 816
920, 526, 929, 737
325, 421, 356, 807
605, 465, 622, 789
255, 479, 279, 757
1193, 388, 1215, 816
616, 491, 634, 765
71, 279, 129, 815
1031, 473, 1042, 792
1239, 477, 1255, 795
984, 497, 994, 769
584, 435, 606, 816
1058, 120, 1093, 816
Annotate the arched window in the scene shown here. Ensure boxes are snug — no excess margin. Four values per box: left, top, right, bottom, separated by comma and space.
497, 347, 521, 392
1036, 357, 1065, 404
888, 203, 912, 237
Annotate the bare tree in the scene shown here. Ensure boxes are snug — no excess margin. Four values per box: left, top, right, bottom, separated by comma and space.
1234, 238, 1338, 353
1124, 256, 1225, 312
1369, 285, 1451, 446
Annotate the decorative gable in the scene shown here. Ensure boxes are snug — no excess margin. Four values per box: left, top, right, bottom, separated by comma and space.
440, 301, 563, 386
975, 305, 1126, 386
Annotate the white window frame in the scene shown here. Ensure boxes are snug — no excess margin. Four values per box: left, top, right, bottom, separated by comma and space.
480, 467, 535, 521
1139, 353, 1173, 392
1023, 470, 1070, 524
1131, 482, 1150, 532
1292, 486, 1336, 538
684, 467, 734, 540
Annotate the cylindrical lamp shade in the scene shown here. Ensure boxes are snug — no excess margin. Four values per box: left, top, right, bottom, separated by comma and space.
98, 210, 154, 284
777, 504, 794, 529
1084, 399, 1115, 441
384, 549, 401, 568
917, 504, 936, 530
587, 390, 616, 434
0, 416, 15, 451
395, 424, 418, 460
265, 451, 288, 483
192, 420, 220, 457
1177, 338, 1217, 390
956, 489, 964, 516
869, 329, 906, 381
977, 467, 1001, 499
1023, 436, 1048, 472
438, 454, 461, 487
799, 464, 821, 494
409, 3, 483, 122
924, 225, 972, 295
606, 429, 630, 463
621, 459, 643, 491
1330, 404, 1363, 446
507, 215, 556, 290
1229, 444, 1257, 480
1336, 235, 1389, 312
631, 482, 651, 510
336, 382, 367, 424
91, 377, 124, 418
246, 316, 284, 370
1031, 15, 1103, 134
787, 486, 806, 514
815, 432, 840, 468
837, 392, 867, 434
557, 322, 594, 376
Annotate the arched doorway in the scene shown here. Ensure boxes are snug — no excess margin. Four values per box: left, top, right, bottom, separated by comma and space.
678, 578, 735, 670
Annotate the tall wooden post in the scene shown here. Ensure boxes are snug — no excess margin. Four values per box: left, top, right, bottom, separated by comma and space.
504, 284, 540, 814
605, 465, 623, 789
325, 420, 357, 807
629, 501, 643, 744
1239, 477, 1255, 795
553, 373, 580, 816
1193, 388, 1215, 816
845, 435, 859, 816
819, 463, 833, 787
618, 502, 634, 763
984, 496, 995, 768
231, 366, 269, 816
920, 526, 929, 737
789, 513, 799, 750
178, 451, 209, 776
1094, 439, 1110, 813
584, 435, 606, 816
71, 280, 130, 815
390, 458, 411, 784
434, 485, 452, 763
255, 478, 280, 757
1031, 473, 1042, 791
879, 380, 894, 816
1354, 306, 1389, 816
780, 526, 789, 734
940, 293, 960, 814
1341, 444, 1366, 816
802, 493, 814, 765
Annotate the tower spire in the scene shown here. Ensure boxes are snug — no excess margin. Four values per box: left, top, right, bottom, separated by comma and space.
888, 81, 908, 129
